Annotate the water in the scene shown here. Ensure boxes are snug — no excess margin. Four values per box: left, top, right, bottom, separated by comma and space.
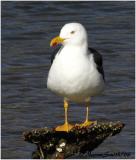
2, 1, 135, 159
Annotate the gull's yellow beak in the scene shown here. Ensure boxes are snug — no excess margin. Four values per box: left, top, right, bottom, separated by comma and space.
50, 36, 65, 47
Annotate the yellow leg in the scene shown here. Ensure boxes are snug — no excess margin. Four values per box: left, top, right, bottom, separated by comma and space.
81, 101, 97, 127
55, 99, 74, 132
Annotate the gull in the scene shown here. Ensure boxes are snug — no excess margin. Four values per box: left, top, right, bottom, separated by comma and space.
47, 22, 105, 132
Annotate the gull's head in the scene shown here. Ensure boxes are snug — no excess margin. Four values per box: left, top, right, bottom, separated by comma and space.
50, 23, 88, 47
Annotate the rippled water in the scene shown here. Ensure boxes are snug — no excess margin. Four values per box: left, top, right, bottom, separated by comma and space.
2, 1, 135, 159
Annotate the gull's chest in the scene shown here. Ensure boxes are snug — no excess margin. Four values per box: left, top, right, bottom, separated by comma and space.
47, 47, 104, 100
53, 47, 91, 79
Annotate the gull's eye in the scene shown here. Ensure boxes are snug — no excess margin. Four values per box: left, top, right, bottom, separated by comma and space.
70, 31, 75, 34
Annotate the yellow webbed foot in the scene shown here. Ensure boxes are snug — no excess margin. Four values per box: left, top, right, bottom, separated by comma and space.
55, 123, 74, 132
76, 120, 97, 128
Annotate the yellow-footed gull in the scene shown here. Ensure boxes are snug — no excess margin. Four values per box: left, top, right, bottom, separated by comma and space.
47, 22, 105, 132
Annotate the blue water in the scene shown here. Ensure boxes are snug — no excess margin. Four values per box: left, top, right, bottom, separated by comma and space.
2, 1, 135, 159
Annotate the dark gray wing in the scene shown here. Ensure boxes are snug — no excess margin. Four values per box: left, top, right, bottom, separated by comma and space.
89, 47, 105, 81
50, 46, 63, 64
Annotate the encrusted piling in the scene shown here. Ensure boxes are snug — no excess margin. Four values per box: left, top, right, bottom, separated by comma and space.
23, 121, 124, 159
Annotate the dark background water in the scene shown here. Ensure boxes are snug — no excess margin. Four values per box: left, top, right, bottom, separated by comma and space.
1, 1, 135, 159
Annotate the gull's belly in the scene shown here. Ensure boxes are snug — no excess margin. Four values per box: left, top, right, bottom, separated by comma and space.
47, 56, 104, 102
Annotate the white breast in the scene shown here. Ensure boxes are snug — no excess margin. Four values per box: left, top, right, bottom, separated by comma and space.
47, 46, 104, 102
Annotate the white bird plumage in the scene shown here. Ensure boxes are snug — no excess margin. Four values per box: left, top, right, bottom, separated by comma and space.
47, 22, 105, 132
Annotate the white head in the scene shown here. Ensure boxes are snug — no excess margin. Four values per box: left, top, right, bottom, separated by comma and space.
50, 22, 88, 47
60, 23, 88, 46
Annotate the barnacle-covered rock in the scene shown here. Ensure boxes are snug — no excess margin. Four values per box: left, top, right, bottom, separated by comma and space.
23, 121, 124, 159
